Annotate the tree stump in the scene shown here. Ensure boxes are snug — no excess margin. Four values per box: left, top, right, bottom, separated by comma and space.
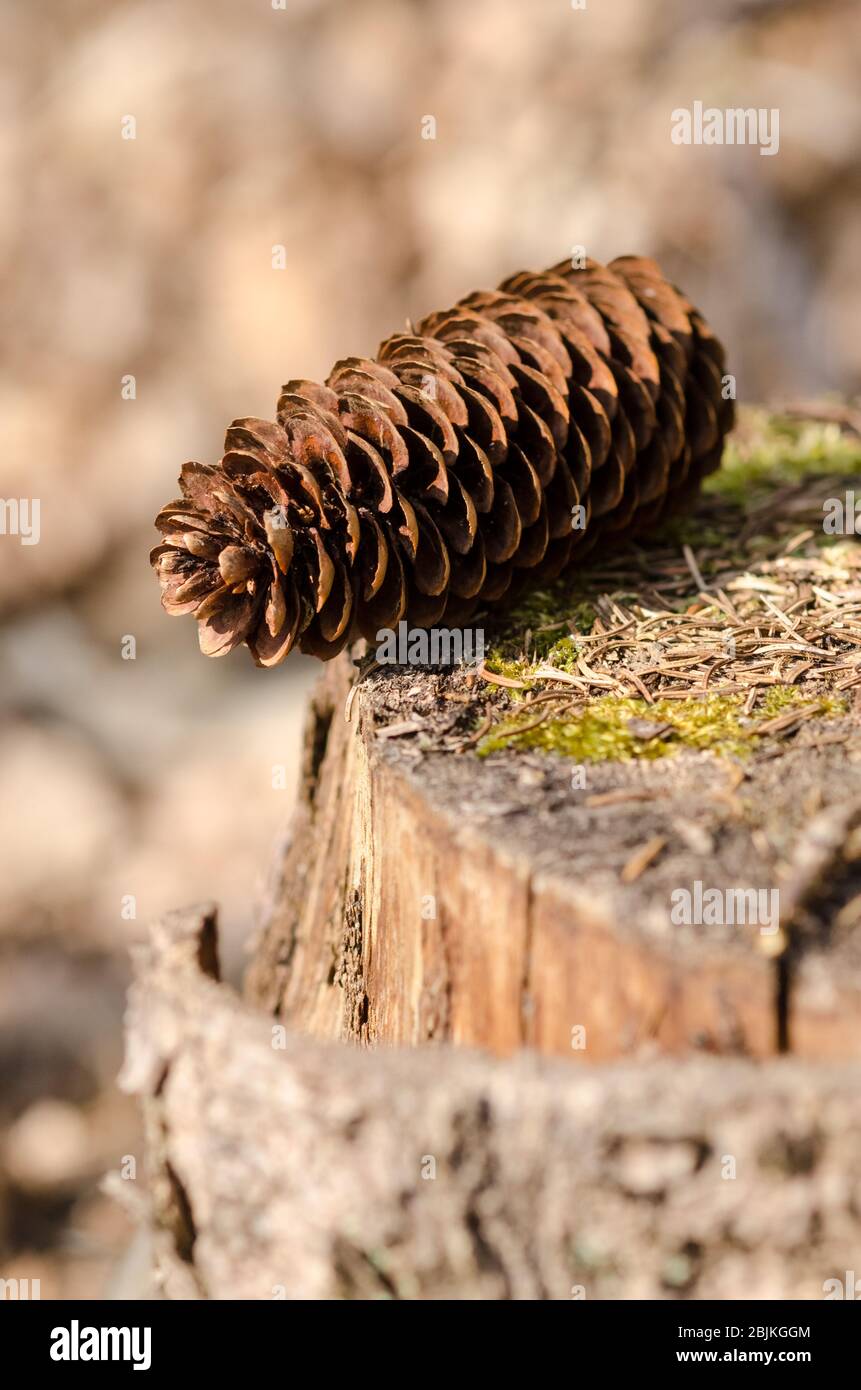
246, 650, 861, 1062
126, 413, 861, 1296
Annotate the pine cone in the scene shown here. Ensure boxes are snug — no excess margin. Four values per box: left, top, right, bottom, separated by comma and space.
151, 255, 733, 664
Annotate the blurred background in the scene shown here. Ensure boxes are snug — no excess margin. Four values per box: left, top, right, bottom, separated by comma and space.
1, 0, 859, 1298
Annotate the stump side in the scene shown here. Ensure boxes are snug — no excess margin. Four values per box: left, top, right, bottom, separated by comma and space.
130, 908, 861, 1300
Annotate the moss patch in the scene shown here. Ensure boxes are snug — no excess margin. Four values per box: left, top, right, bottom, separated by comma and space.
477, 688, 847, 763
485, 592, 596, 677
705, 410, 861, 507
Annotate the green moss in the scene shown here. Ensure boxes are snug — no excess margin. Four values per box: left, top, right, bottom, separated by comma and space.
484, 590, 597, 682
476, 688, 846, 763
479, 693, 745, 761
705, 410, 861, 507
540, 634, 582, 673
483, 655, 536, 688
499, 586, 594, 638
651, 410, 861, 556
758, 686, 846, 719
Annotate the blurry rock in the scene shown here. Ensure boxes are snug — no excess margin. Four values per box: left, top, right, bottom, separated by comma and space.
0, 384, 105, 614
0, 945, 128, 1112
0, 722, 129, 942
105, 688, 313, 979
4, 1101, 91, 1194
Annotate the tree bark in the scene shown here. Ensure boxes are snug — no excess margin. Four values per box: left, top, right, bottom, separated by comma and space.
122, 905, 861, 1300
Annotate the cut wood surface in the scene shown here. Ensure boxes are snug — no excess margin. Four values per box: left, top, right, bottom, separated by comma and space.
246, 654, 861, 1061
123, 906, 861, 1300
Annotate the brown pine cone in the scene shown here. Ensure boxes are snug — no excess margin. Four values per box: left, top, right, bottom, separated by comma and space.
151, 255, 733, 664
